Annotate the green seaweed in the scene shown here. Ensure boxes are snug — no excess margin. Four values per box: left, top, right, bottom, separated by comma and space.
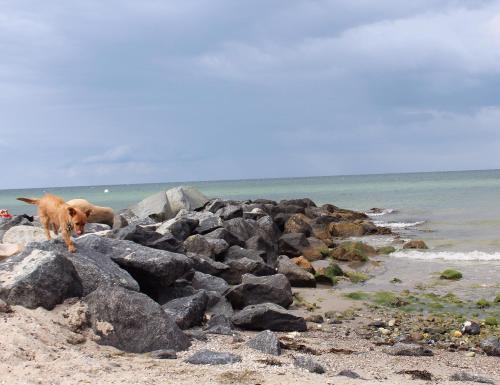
440, 269, 463, 280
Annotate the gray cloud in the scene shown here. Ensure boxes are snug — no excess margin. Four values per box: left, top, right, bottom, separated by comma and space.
0, 0, 499, 188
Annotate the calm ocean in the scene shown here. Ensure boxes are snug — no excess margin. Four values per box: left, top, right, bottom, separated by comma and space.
2, 169, 500, 259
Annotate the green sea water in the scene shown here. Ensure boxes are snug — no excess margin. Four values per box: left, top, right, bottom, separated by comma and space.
2, 169, 500, 255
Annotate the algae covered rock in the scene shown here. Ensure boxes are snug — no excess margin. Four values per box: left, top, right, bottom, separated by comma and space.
440, 269, 462, 280
331, 241, 375, 262
403, 240, 428, 249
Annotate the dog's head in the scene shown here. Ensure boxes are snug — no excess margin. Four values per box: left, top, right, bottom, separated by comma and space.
67, 207, 92, 235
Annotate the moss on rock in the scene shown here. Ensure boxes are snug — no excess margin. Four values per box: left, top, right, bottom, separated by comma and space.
440, 269, 463, 280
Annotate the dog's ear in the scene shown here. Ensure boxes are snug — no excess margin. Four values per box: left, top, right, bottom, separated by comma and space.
68, 207, 77, 217
85, 209, 92, 218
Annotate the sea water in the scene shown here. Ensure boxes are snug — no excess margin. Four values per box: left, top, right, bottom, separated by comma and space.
2, 169, 500, 259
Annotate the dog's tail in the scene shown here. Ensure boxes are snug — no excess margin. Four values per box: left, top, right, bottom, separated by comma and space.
17, 197, 40, 205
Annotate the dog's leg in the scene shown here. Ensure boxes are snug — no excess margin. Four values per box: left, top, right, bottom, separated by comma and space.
40, 216, 52, 240
52, 223, 59, 236
62, 228, 76, 253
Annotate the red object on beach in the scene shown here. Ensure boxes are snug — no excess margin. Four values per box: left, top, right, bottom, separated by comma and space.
0, 209, 12, 218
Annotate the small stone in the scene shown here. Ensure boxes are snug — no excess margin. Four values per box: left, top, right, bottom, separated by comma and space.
0, 298, 12, 313
383, 343, 433, 356
369, 320, 387, 328
379, 328, 391, 336
388, 319, 396, 327
247, 330, 281, 356
338, 370, 360, 379
449, 371, 495, 384
293, 355, 326, 374
305, 314, 324, 323
466, 352, 476, 357
185, 350, 242, 365
66, 333, 86, 345
232, 334, 245, 343
452, 330, 463, 338
461, 321, 481, 335
150, 349, 177, 359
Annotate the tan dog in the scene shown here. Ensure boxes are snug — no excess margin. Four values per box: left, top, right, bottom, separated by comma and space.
17, 194, 91, 253
66, 198, 114, 227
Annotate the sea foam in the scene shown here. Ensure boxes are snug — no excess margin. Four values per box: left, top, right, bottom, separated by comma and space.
392, 250, 500, 261
374, 220, 425, 229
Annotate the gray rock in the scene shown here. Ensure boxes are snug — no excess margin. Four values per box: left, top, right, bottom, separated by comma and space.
280, 198, 317, 208
156, 280, 197, 305
278, 233, 310, 258
223, 218, 258, 243
232, 303, 307, 331
480, 337, 500, 356
244, 235, 277, 262
461, 321, 481, 335
166, 186, 209, 217
189, 254, 230, 277
2, 225, 47, 246
85, 223, 111, 233
247, 330, 281, 356
204, 228, 244, 247
277, 255, 316, 287
0, 248, 82, 310
150, 349, 177, 359
222, 257, 275, 285
204, 314, 234, 335
191, 271, 229, 296
183, 235, 214, 258
155, 217, 199, 240
175, 210, 223, 235
0, 215, 33, 240
338, 370, 361, 379
293, 355, 326, 374
205, 199, 227, 213
85, 285, 190, 353
146, 232, 185, 253
185, 330, 208, 341
383, 343, 433, 356
226, 274, 293, 309
206, 296, 234, 318
224, 245, 264, 262
129, 191, 172, 221
111, 223, 161, 245
205, 238, 229, 256
216, 205, 243, 220
185, 350, 242, 365
449, 371, 495, 384
162, 291, 209, 329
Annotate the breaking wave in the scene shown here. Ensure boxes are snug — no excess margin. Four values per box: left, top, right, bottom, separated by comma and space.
392, 250, 500, 261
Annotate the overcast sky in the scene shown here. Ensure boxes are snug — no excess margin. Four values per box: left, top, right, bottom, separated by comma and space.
1, 0, 500, 188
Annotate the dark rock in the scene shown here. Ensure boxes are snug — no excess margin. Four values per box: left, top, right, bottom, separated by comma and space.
204, 228, 244, 247
205, 238, 229, 256
221, 257, 275, 285
403, 240, 428, 249
205, 199, 227, 213
176, 210, 223, 235
156, 217, 199, 241
85, 223, 111, 233
224, 245, 264, 262
188, 254, 230, 277
0, 298, 12, 313
397, 370, 433, 381
273, 213, 292, 232
184, 330, 208, 341
223, 218, 258, 243
293, 355, 325, 374
0, 248, 82, 310
256, 215, 282, 243
461, 321, 481, 335
338, 370, 361, 379
216, 205, 243, 220
232, 303, 307, 331
309, 216, 338, 244
204, 314, 234, 335
183, 235, 214, 258
480, 337, 500, 356
207, 296, 234, 318
277, 255, 316, 287
280, 198, 317, 208
111, 223, 161, 245
150, 349, 177, 359
331, 241, 376, 262
85, 285, 190, 353
274, 204, 305, 216
191, 271, 229, 296
39, 236, 140, 296
278, 233, 310, 258
146, 232, 185, 253
304, 314, 324, 323
245, 235, 277, 264
329, 222, 367, 237
247, 330, 281, 356
162, 291, 209, 329
284, 214, 312, 236
185, 350, 241, 365
383, 343, 433, 356
449, 372, 495, 384
226, 274, 293, 309
156, 280, 197, 305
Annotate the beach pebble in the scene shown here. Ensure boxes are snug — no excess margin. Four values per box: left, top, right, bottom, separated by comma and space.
466, 351, 476, 357
388, 319, 396, 327
246, 330, 281, 356
461, 321, 481, 335
293, 355, 326, 374
452, 330, 463, 338
337, 370, 361, 379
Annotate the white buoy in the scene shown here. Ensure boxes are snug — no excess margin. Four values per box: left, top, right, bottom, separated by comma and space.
104, 189, 109, 193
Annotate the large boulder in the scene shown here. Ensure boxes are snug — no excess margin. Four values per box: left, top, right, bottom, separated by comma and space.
226, 274, 293, 309
155, 217, 199, 240
403, 240, 428, 250
162, 291, 209, 329
189, 254, 230, 277
232, 303, 307, 331
85, 285, 190, 353
2, 225, 48, 246
221, 257, 275, 285
0, 248, 82, 309
191, 271, 229, 296
129, 191, 172, 221
204, 228, 244, 247
165, 186, 209, 217
223, 218, 258, 243
111, 223, 161, 245
175, 210, 223, 235
215, 205, 243, 220
329, 222, 367, 237
146, 232, 185, 253
278, 233, 310, 258
30, 237, 140, 296
183, 235, 214, 258
245, 235, 278, 265
309, 216, 337, 244
0, 215, 33, 240
331, 241, 376, 262
78, 236, 191, 299
224, 245, 264, 262
284, 214, 312, 236
277, 255, 316, 287
302, 237, 330, 261
0, 243, 22, 259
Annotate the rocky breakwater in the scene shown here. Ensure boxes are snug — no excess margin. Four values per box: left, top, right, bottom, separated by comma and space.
0, 186, 407, 362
